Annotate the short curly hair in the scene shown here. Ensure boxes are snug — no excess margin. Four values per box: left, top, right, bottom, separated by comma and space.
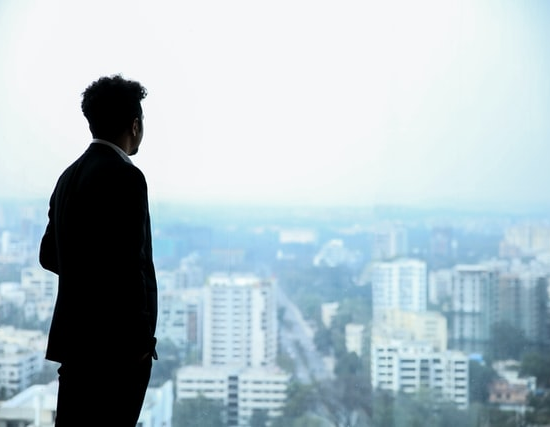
81, 74, 147, 141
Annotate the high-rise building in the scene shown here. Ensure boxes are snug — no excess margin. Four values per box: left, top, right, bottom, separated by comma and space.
203, 273, 277, 368
371, 258, 427, 322
371, 224, 408, 261
179, 273, 287, 427
447, 264, 496, 354
495, 266, 549, 346
446, 259, 550, 354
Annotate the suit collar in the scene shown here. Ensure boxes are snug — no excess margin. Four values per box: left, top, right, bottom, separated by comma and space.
91, 139, 133, 164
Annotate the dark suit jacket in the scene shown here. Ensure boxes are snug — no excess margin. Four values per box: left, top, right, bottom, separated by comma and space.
39, 143, 158, 363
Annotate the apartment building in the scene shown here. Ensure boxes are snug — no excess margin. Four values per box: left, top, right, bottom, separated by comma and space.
178, 273, 288, 426
375, 309, 447, 352
371, 258, 427, 323
0, 380, 173, 427
495, 269, 549, 345
446, 259, 550, 353
371, 336, 469, 409
176, 365, 289, 427
447, 264, 496, 354
0, 345, 43, 399
156, 288, 203, 353
20, 266, 57, 302
0, 327, 47, 353
203, 273, 277, 368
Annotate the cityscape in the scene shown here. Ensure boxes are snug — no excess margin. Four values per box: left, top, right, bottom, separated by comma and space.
1, 1, 549, 426
1, 199, 550, 426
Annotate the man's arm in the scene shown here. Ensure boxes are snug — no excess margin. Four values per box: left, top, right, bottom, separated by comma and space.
100, 164, 157, 359
39, 193, 59, 274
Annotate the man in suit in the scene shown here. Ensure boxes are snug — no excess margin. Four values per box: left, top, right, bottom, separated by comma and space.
39, 74, 158, 426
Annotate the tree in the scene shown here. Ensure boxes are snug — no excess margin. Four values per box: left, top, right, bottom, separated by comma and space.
483, 406, 525, 427
282, 382, 317, 419
0, 387, 9, 400
489, 321, 527, 360
271, 414, 327, 427
520, 351, 550, 388
150, 338, 180, 386
313, 326, 332, 355
172, 396, 224, 427
468, 359, 497, 403
337, 297, 372, 326
334, 351, 362, 378
371, 389, 394, 427
375, 391, 479, 427
314, 372, 372, 427
32, 360, 59, 385
525, 391, 550, 425
250, 408, 269, 427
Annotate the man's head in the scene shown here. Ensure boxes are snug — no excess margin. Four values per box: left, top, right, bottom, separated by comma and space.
81, 75, 147, 154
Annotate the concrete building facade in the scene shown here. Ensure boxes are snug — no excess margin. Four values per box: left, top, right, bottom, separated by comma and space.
371, 258, 427, 322
371, 336, 469, 409
203, 273, 277, 368
176, 365, 289, 427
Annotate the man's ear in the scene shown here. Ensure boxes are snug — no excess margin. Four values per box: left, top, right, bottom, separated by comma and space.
132, 118, 140, 137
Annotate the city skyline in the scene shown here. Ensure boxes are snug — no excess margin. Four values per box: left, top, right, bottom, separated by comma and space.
1, 0, 550, 210
2, 194, 550, 424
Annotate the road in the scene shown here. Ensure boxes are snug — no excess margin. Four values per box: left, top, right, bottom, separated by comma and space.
277, 284, 332, 383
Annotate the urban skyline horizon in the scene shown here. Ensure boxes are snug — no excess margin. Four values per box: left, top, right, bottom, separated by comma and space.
2, 193, 550, 217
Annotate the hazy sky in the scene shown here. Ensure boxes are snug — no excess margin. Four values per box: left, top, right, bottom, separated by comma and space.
1, 0, 549, 209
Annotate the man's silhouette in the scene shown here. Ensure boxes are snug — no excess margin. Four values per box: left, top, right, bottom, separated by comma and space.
40, 74, 158, 426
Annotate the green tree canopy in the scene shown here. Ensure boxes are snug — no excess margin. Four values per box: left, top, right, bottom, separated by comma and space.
489, 321, 527, 361
468, 360, 497, 403
520, 351, 550, 388
334, 351, 363, 378
314, 326, 333, 355
150, 338, 181, 387
172, 396, 225, 427
250, 408, 269, 427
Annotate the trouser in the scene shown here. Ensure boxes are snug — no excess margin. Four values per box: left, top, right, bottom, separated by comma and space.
54, 356, 152, 427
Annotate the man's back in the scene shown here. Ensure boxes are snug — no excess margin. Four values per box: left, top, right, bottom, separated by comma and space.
40, 142, 157, 363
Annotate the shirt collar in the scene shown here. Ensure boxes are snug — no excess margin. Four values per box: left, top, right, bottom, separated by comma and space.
91, 139, 133, 165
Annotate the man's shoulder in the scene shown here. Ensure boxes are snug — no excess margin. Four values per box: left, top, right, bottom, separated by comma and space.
83, 145, 142, 173
89, 150, 147, 189
58, 145, 145, 187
